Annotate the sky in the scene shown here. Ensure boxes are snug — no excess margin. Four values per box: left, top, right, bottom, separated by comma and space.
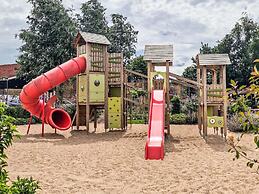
0, 0, 259, 75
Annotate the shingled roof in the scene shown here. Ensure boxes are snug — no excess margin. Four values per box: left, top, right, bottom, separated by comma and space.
144, 45, 173, 62
197, 54, 231, 66
74, 31, 111, 46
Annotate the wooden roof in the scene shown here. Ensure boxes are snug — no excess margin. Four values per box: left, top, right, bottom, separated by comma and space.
197, 54, 231, 66
144, 45, 173, 62
74, 31, 110, 46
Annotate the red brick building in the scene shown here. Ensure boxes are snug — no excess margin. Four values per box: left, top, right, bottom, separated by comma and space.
0, 64, 26, 90
0, 64, 20, 79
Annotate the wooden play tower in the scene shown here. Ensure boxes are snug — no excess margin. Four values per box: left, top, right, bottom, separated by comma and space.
73, 32, 126, 132
144, 45, 173, 136
196, 54, 231, 139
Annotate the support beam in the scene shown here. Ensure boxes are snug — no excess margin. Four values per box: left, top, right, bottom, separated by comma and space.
197, 66, 202, 134
222, 65, 227, 138
202, 66, 207, 138
166, 60, 170, 136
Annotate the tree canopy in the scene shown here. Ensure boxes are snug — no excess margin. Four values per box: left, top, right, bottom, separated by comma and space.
77, 1, 138, 64
108, 14, 138, 64
16, 0, 77, 81
77, 0, 108, 35
183, 15, 259, 85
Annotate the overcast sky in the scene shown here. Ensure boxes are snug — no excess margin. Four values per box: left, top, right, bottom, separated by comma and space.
0, 0, 259, 74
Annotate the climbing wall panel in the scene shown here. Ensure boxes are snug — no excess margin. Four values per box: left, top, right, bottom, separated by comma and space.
108, 97, 121, 128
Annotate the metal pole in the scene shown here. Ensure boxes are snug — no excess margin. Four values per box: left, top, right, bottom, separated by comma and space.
6, 78, 8, 104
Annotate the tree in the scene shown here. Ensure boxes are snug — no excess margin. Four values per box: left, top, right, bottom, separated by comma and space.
199, 15, 259, 85
77, 0, 108, 35
16, 0, 77, 81
108, 14, 138, 63
77, 1, 138, 63
182, 64, 197, 81
127, 56, 147, 75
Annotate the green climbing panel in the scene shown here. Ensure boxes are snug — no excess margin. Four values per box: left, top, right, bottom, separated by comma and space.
108, 97, 121, 128
78, 73, 105, 103
78, 74, 87, 103
89, 74, 105, 103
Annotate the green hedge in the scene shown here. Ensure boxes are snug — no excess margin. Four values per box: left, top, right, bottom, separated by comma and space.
128, 119, 145, 124
170, 113, 187, 124
5, 106, 30, 118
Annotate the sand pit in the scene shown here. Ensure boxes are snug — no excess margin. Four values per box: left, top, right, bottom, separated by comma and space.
6, 124, 259, 193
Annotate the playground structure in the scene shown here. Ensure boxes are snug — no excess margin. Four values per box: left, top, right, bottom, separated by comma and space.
196, 54, 230, 139
144, 45, 172, 160
19, 31, 231, 160
73, 32, 126, 132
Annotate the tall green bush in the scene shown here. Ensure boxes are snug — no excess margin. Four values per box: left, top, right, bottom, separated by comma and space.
0, 103, 40, 193
171, 95, 180, 114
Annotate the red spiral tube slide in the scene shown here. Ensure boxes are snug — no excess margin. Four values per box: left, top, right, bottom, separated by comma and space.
19, 57, 86, 130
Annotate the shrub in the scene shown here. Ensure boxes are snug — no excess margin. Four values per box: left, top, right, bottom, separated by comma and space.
228, 113, 259, 132
171, 95, 180, 114
0, 103, 40, 193
128, 119, 145, 124
10, 177, 40, 194
5, 106, 30, 119
170, 113, 187, 124
62, 103, 76, 118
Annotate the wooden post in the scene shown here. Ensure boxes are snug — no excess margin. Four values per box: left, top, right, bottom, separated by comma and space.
120, 54, 124, 129
76, 44, 80, 130
104, 46, 109, 131
222, 65, 227, 138
27, 115, 33, 135
125, 71, 128, 130
197, 65, 202, 134
94, 107, 97, 131
202, 66, 207, 138
85, 43, 91, 133
166, 60, 170, 136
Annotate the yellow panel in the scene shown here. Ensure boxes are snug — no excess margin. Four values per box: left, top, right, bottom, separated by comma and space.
78, 74, 87, 103
207, 116, 224, 128
108, 97, 121, 113
89, 74, 105, 92
89, 91, 104, 103
108, 114, 121, 128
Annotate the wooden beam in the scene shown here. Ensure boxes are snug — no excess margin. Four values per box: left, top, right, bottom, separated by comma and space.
85, 43, 91, 132
124, 98, 148, 107
169, 77, 197, 89
124, 69, 148, 79
169, 72, 203, 88
197, 66, 202, 133
166, 60, 170, 136
222, 65, 227, 138
104, 46, 109, 130
120, 54, 124, 130
202, 66, 207, 138
76, 44, 80, 130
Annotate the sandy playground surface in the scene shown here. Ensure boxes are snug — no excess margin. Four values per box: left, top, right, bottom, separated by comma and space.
6, 124, 259, 193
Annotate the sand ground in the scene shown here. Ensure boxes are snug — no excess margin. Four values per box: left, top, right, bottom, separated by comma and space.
6, 124, 259, 194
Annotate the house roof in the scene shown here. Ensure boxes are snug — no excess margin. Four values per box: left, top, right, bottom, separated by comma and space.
197, 54, 231, 66
143, 45, 173, 62
0, 64, 20, 79
74, 31, 111, 46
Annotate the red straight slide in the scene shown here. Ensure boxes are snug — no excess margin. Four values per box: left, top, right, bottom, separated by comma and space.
145, 89, 165, 160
